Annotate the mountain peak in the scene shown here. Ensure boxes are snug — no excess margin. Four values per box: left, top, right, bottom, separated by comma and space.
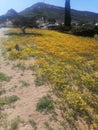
31, 2, 61, 9
6, 9, 18, 16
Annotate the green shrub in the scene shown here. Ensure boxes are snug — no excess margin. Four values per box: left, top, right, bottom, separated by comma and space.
34, 76, 45, 86
9, 117, 20, 130
20, 80, 30, 88
0, 95, 19, 107
57, 25, 71, 33
29, 119, 37, 130
36, 95, 54, 113
0, 90, 5, 95
44, 122, 54, 130
7, 95, 19, 104
94, 25, 98, 34
72, 24, 95, 37
0, 72, 11, 82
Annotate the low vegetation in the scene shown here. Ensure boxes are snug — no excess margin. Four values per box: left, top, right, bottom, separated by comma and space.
3, 28, 98, 129
19, 80, 30, 88
71, 24, 98, 37
36, 95, 54, 113
0, 72, 11, 82
0, 95, 19, 107
9, 117, 20, 130
0, 89, 5, 95
29, 119, 37, 130
44, 121, 54, 130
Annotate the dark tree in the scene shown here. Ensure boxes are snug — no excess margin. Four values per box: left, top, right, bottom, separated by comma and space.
12, 17, 37, 34
64, 0, 71, 27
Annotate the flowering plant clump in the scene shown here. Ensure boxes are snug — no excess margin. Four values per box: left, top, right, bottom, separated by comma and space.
3, 28, 98, 129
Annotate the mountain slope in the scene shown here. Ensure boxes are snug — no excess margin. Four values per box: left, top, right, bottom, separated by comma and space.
20, 2, 64, 21
20, 2, 98, 23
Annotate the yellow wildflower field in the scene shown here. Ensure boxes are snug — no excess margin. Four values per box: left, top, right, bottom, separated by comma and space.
3, 28, 98, 128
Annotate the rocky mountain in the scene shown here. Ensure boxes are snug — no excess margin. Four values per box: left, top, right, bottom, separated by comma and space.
0, 9, 23, 24
20, 2, 64, 22
20, 2, 98, 24
6, 9, 18, 17
0, 2, 98, 25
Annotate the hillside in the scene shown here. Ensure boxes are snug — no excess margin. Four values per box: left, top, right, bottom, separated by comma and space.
1, 28, 98, 129
20, 2, 98, 23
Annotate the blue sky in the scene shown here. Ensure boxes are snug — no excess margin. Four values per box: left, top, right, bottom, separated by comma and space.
0, 0, 98, 15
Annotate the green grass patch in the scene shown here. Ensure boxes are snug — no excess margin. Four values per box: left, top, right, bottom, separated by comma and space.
0, 95, 19, 107
9, 117, 20, 130
0, 89, 6, 95
19, 80, 30, 88
36, 95, 54, 113
44, 122, 54, 130
29, 119, 37, 130
0, 72, 11, 82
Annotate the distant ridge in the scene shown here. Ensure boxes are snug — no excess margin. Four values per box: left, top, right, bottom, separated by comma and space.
19, 2, 98, 23
0, 2, 98, 24
20, 2, 64, 22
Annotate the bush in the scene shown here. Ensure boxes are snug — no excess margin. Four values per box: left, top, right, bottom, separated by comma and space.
94, 25, 98, 34
9, 117, 20, 130
0, 90, 5, 95
36, 95, 54, 113
0, 72, 11, 82
57, 25, 71, 33
0, 95, 19, 107
72, 24, 95, 37
29, 119, 37, 130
